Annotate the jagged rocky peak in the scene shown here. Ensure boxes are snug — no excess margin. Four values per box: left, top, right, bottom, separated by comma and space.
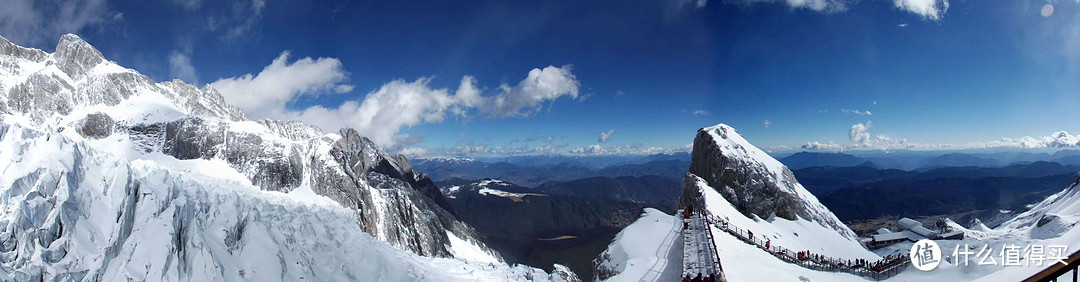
258, 119, 323, 141
159, 79, 247, 121
1, 34, 493, 261
54, 34, 105, 79
677, 123, 857, 239
0, 35, 48, 62
330, 128, 454, 213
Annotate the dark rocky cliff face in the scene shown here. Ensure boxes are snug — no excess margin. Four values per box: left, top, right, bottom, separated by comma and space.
676, 125, 857, 239
311, 128, 467, 257
679, 128, 801, 221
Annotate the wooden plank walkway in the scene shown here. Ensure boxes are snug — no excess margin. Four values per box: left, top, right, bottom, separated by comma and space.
680, 210, 725, 281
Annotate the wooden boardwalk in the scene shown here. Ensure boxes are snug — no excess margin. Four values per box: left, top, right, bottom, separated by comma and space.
680, 210, 725, 281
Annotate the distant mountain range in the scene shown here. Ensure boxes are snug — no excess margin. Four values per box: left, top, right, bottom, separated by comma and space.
794, 161, 1079, 228
470, 153, 691, 169
776, 150, 1080, 171
415, 157, 689, 187
535, 176, 681, 206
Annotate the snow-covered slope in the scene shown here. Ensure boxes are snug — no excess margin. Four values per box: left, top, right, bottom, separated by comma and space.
0, 33, 485, 258
442, 179, 547, 202
593, 208, 683, 282
0, 122, 576, 281
996, 174, 1080, 240
0, 34, 577, 281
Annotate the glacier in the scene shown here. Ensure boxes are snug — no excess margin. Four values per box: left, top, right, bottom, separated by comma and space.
0, 34, 578, 281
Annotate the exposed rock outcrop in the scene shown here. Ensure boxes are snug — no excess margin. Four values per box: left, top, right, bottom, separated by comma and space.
676, 124, 857, 239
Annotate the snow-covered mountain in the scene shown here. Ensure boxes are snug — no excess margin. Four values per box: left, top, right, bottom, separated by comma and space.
996, 174, 1080, 239
595, 124, 879, 281
0, 34, 577, 281
595, 123, 1080, 281
675, 124, 870, 256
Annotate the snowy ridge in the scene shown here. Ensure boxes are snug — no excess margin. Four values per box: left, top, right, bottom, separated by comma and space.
690, 174, 878, 260
593, 208, 683, 282
0, 32, 487, 259
966, 175, 1080, 281
996, 175, 1080, 240
0, 34, 578, 280
699, 124, 787, 174
0, 122, 576, 281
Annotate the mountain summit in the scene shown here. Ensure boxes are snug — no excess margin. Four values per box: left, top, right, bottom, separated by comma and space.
678, 124, 858, 241
596, 123, 877, 281
0, 34, 577, 281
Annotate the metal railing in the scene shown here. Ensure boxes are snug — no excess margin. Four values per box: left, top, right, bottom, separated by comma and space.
1024, 249, 1080, 282
700, 210, 909, 281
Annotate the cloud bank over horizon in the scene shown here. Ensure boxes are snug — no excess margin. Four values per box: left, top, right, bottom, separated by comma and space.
788, 122, 1080, 153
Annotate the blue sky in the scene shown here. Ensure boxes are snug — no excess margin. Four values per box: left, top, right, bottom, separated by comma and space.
3, 0, 1080, 156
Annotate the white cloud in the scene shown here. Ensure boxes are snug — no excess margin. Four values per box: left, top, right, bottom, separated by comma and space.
485, 65, 580, 118
571, 144, 607, 155
735, 0, 848, 13
675, 0, 709, 9
169, 51, 198, 85
569, 143, 693, 156
207, 0, 266, 41
172, 0, 202, 10
534, 143, 569, 155
989, 131, 1080, 149
841, 109, 872, 116
848, 121, 872, 145
212, 51, 353, 120
730, 0, 949, 19
0, 0, 119, 46
763, 119, 772, 129
892, 0, 949, 21
800, 141, 844, 151
693, 110, 710, 116
411, 142, 573, 157
599, 129, 616, 143
399, 147, 428, 158
794, 125, 1080, 153
406, 141, 692, 158
214, 55, 580, 151
290, 77, 470, 150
